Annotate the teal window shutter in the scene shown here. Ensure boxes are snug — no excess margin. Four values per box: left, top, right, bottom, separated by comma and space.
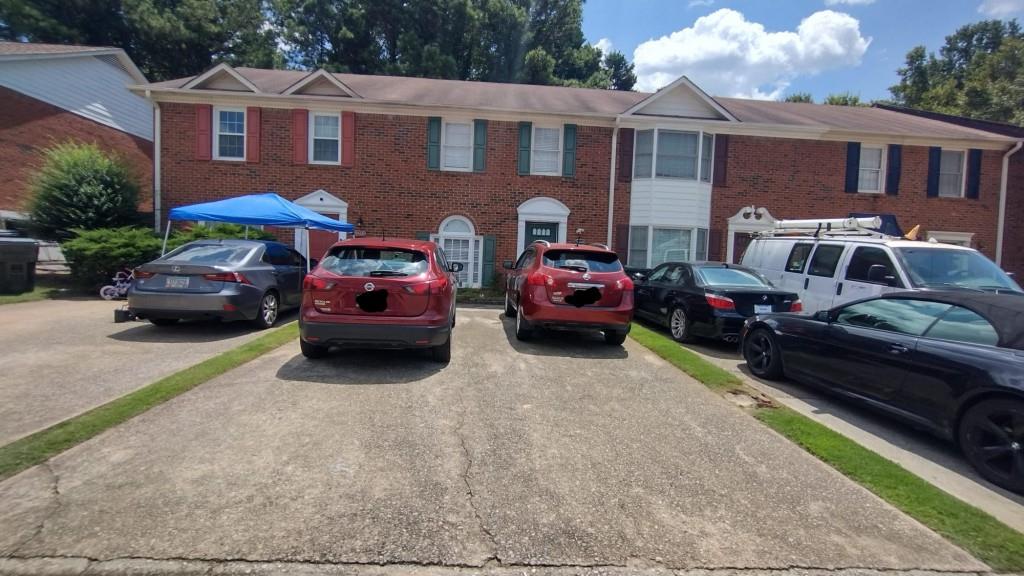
562, 124, 577, 177
518, 122, 532, 175
426, 117, 441, 170
482, 235, 496, 287
414, 231, 430, 241
473, 119, 487, 172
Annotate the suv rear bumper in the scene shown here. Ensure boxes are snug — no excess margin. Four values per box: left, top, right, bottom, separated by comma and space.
300, 318, 450, 348
522, 289, 633, 332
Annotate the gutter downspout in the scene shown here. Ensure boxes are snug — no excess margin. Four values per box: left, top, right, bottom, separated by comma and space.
152, 100, 162, 234
997, 140, 1022, 266
606, 118, 620, 247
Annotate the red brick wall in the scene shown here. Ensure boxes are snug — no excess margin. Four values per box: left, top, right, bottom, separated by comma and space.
0, 86, 153, 213
1002, 153, 1024, 275
711, 135, 1004, 262
160, 103, 626, 284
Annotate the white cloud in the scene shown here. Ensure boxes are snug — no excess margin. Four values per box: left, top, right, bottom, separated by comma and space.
978, 0, 1024, 16
688, 0, 715, 8
632, 8, 871, 99
593, 37, 613, 54
824, 0, 875, 5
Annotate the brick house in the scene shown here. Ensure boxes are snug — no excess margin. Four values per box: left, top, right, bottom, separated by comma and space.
135, 64, 1022, 287
0, 42, 154, 224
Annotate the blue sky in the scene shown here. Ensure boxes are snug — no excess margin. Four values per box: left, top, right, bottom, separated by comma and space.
582, 0, 1024, 101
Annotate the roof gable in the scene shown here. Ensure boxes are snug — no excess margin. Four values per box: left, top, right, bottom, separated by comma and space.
624, 76, 736, 121
182, 63, 259, 93
283, 69, 359, 98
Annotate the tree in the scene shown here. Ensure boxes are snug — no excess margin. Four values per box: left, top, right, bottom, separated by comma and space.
824, 92, 864, 106
784, 92, 813, 103
604, 50, 636, 91
521, 46, 556, 85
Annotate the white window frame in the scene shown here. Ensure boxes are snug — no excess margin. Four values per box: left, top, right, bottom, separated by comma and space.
857, 144, 887, 194
431, 215, 483, 288
530, 124, 563, 177
308, 111, 341, 165
926, 230, 975, 247
629, 225, 698, 268
938, 149, 967, 199
633, 128, 709, 182
440, 118, 474, 172
213, 106, 246, 161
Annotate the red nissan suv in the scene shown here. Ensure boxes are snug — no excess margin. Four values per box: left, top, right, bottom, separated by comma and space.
504, 241, 634, 344
299, 238, 462, 362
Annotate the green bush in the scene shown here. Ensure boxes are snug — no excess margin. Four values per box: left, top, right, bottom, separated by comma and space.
62, 227, 163, 288
29, 142, 141, 240
166, 223, 274, 250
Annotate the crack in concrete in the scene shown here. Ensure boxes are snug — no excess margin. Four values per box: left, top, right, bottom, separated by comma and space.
454, 384, 501, 566
6, 461, 62, 556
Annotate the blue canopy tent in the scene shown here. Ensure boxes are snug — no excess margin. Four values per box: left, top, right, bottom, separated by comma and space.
164, 193, 355, 271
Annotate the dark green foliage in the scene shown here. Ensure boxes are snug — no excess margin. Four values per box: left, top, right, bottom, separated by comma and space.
167, 222, 275, 248
28, 142, 140, 240
823, 92, 865, 106
784, 92, 813, 103
604, 51, 636, 91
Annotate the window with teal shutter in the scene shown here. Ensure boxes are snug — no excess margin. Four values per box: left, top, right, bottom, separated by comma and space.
562, 124, 576, 177
518, 122, 532, 175
426, 117, 441, 170
473, 119, 487, 172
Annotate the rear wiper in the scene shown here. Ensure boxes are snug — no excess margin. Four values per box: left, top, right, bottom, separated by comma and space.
369, 270, 408, 277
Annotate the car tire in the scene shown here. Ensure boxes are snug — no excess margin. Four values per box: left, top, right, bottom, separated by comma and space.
604, 329, 628, 345
958, 398, 1024, 493
505, 290, 517, 317
300, 339, 329, 359
668, 307, 694, 343
515, 303, 533, 341
149, 318, 179, 327
252, 291, 279, 330
431, 332, 452, 363
742, 327, 784, 380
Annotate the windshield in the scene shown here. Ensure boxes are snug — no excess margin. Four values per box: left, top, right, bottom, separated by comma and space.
161, 244, 254, 265
542, 250, 622, 273
696, 267, 772, 287
894, 247, 1022, 292
321, 247, 429, 277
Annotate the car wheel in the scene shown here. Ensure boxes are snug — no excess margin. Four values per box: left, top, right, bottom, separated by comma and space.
431, 332, 452, 363
668, 307, 694, 343
300, 339, 329, 359
149, 318, 179, 327
742, 327, 784, 380
515, 303, 533, 341
505, 290, 517, 317
252, 291, 279, 329
959, 399, 1024, 493
604, 329, 628, 345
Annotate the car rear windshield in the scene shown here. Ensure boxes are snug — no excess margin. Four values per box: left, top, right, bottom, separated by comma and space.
162, 244, 254, 265
696, 267, 770, 287
321, 247, 429, 277
894, 247, 1022, 292
542, 250, 622, 273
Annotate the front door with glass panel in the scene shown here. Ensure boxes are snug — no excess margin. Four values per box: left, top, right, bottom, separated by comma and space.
441, 237, 472, 287
525, 222, 558, 245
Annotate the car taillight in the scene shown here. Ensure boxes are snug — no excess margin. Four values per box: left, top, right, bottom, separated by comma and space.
705, 293, 735, 310
303, 275, 334, 290
616, 276, 634, 291
203, 272, 251, 284
133, 268, 154, 279
527, 272, 553, 287
403, 276, 448, 295
790, 299, 803, 312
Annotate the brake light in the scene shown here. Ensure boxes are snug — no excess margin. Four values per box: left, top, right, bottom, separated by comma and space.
527, 272, 554, 287
790, 299, 803, 312
133, 268, 154, 279
303, 275, 334, 291
705, 293, 735, 310
203, 272, 251, 284
616, 276, 634, 291
404, 276, 448, 295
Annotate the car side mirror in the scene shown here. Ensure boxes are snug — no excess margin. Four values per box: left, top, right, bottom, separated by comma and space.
502, 260, 514, 270
633, 272, 646, 284
450, 262, 465, 273
867, 264, 897, 286
813, 310, 831, 322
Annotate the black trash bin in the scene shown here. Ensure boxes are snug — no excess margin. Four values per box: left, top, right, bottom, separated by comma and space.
0, 238, 39, 294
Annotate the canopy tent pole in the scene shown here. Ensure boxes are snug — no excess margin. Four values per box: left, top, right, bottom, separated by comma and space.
161, 220, 172, 255
305, 226, 311, 272
244, 225, 249, 239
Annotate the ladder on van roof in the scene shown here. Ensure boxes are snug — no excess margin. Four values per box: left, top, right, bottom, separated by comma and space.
757, 216, 899, 239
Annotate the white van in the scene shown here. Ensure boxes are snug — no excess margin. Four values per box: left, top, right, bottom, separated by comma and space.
740, 218, 1022, 313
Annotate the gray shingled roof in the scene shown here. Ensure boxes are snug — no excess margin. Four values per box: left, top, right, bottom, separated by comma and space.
0, 41, 117, 56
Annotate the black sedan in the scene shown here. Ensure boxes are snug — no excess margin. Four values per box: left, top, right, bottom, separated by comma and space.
741, 291, 1024, 493
633, 262, 801, 343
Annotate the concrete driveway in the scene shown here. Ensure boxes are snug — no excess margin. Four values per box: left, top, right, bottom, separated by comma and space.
0, 298, 280, 445
0, 309, 985, 574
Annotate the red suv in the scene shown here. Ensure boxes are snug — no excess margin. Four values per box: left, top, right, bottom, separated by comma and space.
504, 241, 634, 344
299, 238, 462, 362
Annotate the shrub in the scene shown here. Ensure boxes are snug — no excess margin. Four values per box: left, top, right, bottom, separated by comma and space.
29, 142, 141, 240
62, 227, 163, 288
166, 223, 274, 250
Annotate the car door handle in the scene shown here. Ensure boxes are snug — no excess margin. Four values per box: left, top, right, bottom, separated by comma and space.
888, 343, 910, 354
836, 282, 843, 295
804, 277, 809, 290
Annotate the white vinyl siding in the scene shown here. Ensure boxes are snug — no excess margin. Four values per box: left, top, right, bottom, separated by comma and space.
531, 125, 562, 176
441, 120, 473, 171
309, 112, 340, 164
939, 150, 965, 198
858, 145, 884, 193
213, 107, 245, 161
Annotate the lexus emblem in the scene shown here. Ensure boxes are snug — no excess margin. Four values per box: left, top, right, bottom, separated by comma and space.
172, 265, 181, 273
761, 295, 768, 302
364, 282, 375, 292
582, 273, 591, 281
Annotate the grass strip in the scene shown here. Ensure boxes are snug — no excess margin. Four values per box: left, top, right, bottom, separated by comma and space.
0, 322, 298, 482
0, 277, 77, 306
629, 322, 1024, 572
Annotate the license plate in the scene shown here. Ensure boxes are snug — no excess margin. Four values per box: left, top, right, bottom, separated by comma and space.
165, 276, 189, 289
754, 304, 773, 314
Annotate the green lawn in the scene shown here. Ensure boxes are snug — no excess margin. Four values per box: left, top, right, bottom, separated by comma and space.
0, 322, 299, 482
629, 321, 1024, 572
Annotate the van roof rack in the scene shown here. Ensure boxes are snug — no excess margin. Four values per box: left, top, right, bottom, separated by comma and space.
757, 217, 897, 239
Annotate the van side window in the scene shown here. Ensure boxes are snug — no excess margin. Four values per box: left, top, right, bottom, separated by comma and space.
846, 247, 902, 286
785, 243, 813, 273
807, 245, 844, 277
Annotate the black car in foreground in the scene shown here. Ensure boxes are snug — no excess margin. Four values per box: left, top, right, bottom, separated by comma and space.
741, 291, 1024, 493
633, 261, 801, 343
